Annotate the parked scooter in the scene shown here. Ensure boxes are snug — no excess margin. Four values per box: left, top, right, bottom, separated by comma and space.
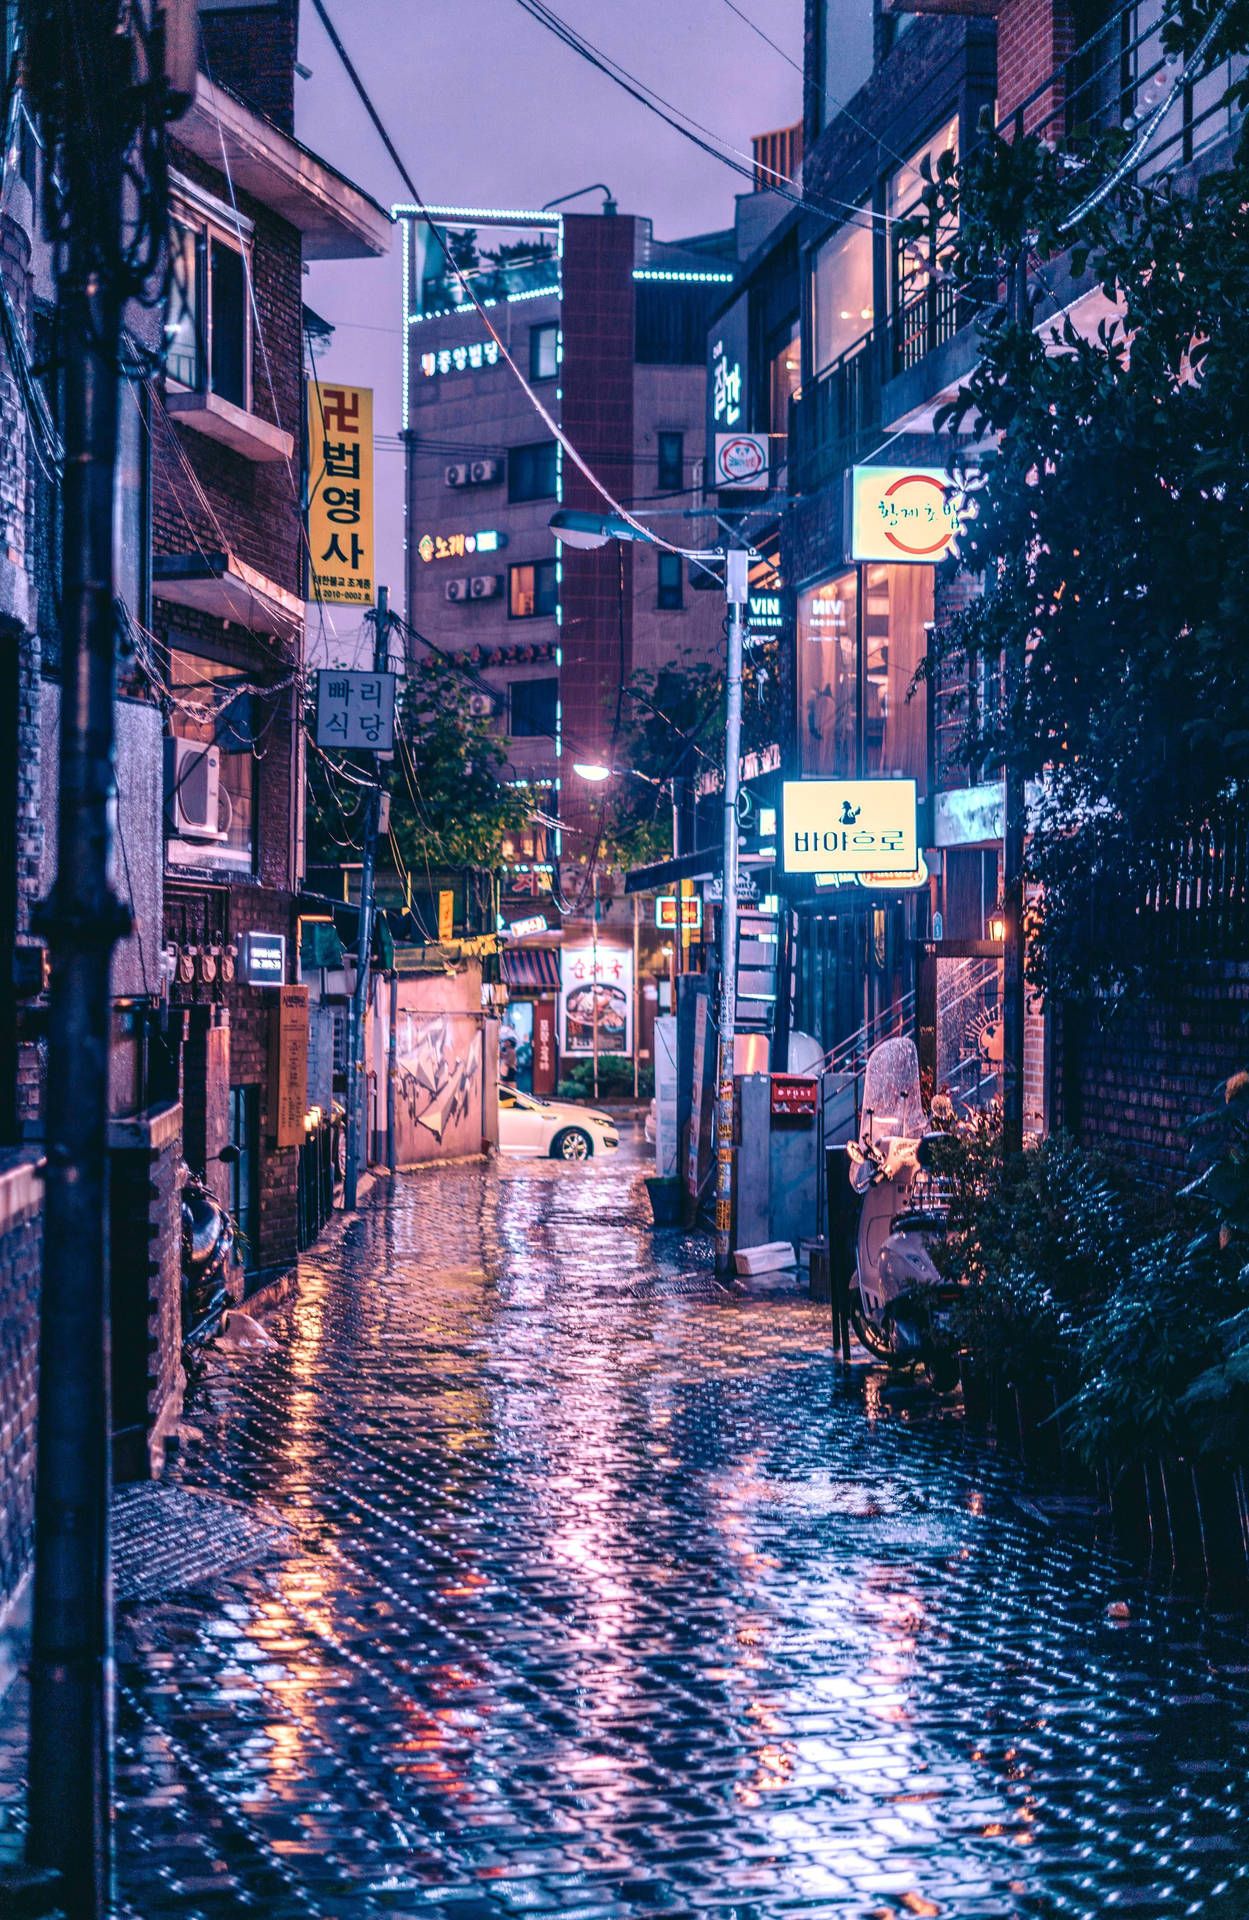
846, 1036, 961, 1391
180, 1165, 237, 1353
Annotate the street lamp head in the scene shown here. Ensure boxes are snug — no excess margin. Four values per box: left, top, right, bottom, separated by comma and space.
572, 761, 613, 782
550, 509, 626, 550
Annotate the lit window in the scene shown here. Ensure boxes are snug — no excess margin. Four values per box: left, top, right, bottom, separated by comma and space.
509, 560, 558, 619
811, 219, 874, 375
530, 323, 559, 381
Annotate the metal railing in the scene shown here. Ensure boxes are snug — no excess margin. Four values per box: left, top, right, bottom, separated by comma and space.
789, 328, 878, 493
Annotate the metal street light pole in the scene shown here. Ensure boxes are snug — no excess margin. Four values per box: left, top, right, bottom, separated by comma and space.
344, 585, 391, 1210
713, 549, 749, 1279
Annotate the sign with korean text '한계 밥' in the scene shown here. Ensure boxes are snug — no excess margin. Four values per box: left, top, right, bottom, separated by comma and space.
851, 465, 960, 563
315, 670, 396, 753
782, 779, 919, 876
308, 383, 374, 605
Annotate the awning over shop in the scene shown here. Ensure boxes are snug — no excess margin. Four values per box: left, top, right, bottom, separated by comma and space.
624, 846, 721, 895
502, 947, 561, 992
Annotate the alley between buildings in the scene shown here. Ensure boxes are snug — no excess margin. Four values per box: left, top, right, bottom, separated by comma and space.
4, 1140, 1248, 1920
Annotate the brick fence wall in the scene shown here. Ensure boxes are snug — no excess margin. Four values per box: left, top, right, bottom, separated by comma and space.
0, 1155, 42, 1613
1052, 963, 1249, 1187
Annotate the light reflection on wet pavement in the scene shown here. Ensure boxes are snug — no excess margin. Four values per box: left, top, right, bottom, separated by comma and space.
7, 1141, 1249, 1917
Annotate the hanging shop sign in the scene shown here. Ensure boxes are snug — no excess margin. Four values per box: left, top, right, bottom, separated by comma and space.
655, 895, 702, 932
420, 341, 501, 377
850, 465, 960, 563
714, 431, 768, 491
315, 670, 396, 752
307, 383, 374, 605
241, 930, 286, 988
748, 592, 784, 633
416, 528, 506, 563
508, 914, 549, 939
559, 946, 633, 1058
269, 984, 310, 1149
781, 778, 919, 876
438, 890, 455, 943
706, 291, 750, 475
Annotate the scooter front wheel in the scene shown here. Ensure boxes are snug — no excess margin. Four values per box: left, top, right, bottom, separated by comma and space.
849, 1289, 902, 1364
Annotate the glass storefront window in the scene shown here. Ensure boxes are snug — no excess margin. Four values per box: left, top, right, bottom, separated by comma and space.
811, 219, 874, 376
798, 570, 857, 776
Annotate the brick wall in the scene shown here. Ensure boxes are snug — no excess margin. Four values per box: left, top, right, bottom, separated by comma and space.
996, 0, 1075, 135
1052, 964, 1249, 1186
0, 1155, 42, 1613
199, 1, 299, 134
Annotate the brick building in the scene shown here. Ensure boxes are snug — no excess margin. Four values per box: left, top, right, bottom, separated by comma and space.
398, 204, 736, 1090
154, 1, 387, 1277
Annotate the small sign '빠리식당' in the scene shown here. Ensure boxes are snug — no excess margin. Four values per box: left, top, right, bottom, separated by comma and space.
781, 779, 919, 876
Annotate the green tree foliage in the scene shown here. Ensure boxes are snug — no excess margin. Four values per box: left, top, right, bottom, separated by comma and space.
387, 654, 531, 875
924, 0, 1249, 998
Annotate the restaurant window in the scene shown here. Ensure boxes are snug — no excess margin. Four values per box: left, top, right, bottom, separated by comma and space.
509, 440, 558, 503
797, 571, 857, 776
509, 676, 558, 737
165, 203, 252, 409
887, 116, 959, 319
657, 430, 684, 492
509, 559, 558, 618
811, 217, 875, 375
862, 564, 931, 783
657, 551, 684, 611
166, 649, 258, 872
769, 323, 801, 436
529, 322, 559, 381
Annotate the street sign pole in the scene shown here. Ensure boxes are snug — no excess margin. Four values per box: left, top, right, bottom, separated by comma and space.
343, 585, 391, 1210
713, 549, 749, 1280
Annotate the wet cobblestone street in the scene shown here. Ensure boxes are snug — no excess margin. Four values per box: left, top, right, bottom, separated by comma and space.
6, 1139, 1249, 1918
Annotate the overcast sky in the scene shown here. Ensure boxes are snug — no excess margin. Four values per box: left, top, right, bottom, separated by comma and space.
295, 0, 802, 619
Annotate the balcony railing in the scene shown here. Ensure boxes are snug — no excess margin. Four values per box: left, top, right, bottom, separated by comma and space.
789, 329, 879, 493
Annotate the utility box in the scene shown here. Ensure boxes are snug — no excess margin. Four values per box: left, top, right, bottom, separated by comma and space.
734, 1072, 821, 1259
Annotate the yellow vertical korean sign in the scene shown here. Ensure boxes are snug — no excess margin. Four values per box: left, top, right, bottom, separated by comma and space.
307, 382, 374, 605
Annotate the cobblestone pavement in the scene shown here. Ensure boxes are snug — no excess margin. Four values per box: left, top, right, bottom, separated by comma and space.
5, 1139, 1249, 1919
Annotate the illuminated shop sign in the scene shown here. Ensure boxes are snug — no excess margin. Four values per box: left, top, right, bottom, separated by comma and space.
417, 529, 507, 563
655, 896, 702, 931
241, 931, 286, 987
851, 466, 961, 563
781, 779, 918, 876
748, 592, 783, 632
420, 341, 501, 377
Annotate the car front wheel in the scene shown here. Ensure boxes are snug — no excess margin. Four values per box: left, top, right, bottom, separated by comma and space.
553, 1127, 592, 1162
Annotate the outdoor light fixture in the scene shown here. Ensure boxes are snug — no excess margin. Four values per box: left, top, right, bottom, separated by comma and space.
572, 761, 612, 782
987, 905, 1007, 944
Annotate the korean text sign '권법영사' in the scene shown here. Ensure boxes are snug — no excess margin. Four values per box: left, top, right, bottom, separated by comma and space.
308, 383, 375, 605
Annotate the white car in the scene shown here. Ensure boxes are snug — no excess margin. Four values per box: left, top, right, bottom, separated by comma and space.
497, 1085, 619, 1161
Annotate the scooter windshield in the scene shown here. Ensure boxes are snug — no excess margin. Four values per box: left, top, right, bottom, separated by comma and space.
860, 1036, 925, 1144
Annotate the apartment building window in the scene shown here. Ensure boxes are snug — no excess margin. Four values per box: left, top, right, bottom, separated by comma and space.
166, 649, 257, 871
811, 218, 874, 376
657, 430, 684, 492
888, 116, 959, 319
509, 440, 558, 503
769, 324, 801, 436
166, 210, 251, 410
509, 559, 558, 618
509, 676, 558, 737
530, 322, 559, 381
657, 552, 684, 611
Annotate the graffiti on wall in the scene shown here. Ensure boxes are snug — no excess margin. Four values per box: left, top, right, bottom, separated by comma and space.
395, 1013, 482, 1147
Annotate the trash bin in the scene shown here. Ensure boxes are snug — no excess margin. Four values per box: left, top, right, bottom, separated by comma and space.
644, 1175, 683, 1227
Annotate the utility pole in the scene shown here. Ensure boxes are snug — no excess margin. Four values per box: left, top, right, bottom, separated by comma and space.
713, 548, 749, 1279
591, 867, 600, 1103
632, 891, 640, 1101
343, 583, 390, 1209
1001, 252, 1028, 1157
21, 4, 193, 1911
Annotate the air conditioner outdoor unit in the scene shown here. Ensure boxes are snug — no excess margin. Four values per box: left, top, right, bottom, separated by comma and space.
469, 457, 500, 485
445, 462, 470, 487
468, 691, 495, 718
445, 577, 470, 603
166, 737, 226, 841
470, 573, 501, 600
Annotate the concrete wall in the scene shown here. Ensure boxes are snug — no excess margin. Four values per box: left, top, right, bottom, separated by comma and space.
392, 969, 492, 1167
